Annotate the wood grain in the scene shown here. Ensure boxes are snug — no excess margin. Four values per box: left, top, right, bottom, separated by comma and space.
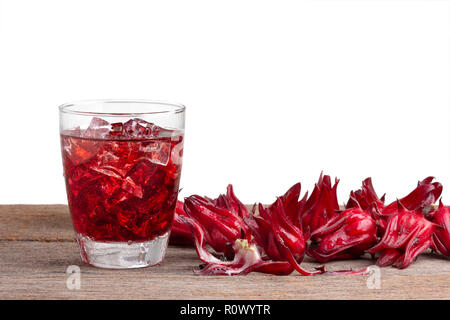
1, 205, 449, 300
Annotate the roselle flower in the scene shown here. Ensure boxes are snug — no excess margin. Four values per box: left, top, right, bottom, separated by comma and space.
180, 214, 294, 275
251, 199, 305, 261
367, 203, 436, 269
208, 184, 250, 219
382, 176, 442, 215
277, 182, 308, 228
249, 196, 324, 276
346, 178, 385, 210
183, 203, 364, 276
301, 174, 340, 238
198, 239, 295, 276
307, 205, 378, 262
198, 239, 268, 275
429, 200, 450, 257
181, 182, 369, 277
169, 201, 193, 245
184, 193, 249, 258
170, 185, 251, 246
246, 182, 305, 228
348, 177, 442, 236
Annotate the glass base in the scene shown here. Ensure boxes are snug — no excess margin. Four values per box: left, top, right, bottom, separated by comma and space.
76, 232, 170, 269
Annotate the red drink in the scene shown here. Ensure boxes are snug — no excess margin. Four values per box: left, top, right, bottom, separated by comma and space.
61, 118, 183, 243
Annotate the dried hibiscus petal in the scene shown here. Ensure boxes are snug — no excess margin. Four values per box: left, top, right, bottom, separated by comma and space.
208, 184, 250, 219
307, 205, 378, 262
346, 178, 385, 210
180, 215, 226, 265
367, 202, 436, 269
382, 176, 442, 215
429, 200, 450, 257
184, 193, 248, 258
245, 183, 305, 252
170, 185, 251, 247
251, 199, 306, 261
248, 194, 325, 276
181, 214, 294, 275
275, 182, 307, 228
185, 205, 363, 276
350, 177, 442, 236
301, 174, 340, 238
181, 181, 376, 276
197, 239, 287, 276
206, 184, 252, 238
169, 201, 193, 245
375, 248, 402, 267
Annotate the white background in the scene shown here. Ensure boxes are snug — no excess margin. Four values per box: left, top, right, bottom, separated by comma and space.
0, 0, 449, 205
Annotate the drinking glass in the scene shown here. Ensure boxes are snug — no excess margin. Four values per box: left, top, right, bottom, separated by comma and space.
59, 100, 185, 268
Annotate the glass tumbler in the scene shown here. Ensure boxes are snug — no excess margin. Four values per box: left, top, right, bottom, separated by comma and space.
59, 100, 185, 269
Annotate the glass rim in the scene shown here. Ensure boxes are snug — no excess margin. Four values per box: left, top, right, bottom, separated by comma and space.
59, 99, 186, 117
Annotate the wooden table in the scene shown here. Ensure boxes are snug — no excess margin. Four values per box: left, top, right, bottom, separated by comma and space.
1, 205, 449, 300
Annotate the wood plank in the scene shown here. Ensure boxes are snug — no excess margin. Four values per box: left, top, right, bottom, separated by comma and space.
0, 205, 74, 241
1, 242, 449, 300
1, 205, 449, 300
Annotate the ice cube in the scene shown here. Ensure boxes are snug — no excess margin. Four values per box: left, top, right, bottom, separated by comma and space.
92, 148, 129, 178
126, 159, 157, 186
123, 118, 153, 138
121, 176, 144, 198
62, 136, 100, 165
151, 124, 182, 139
109, 122, 123, 137
171, 142, 183, 165
67, 126, 82, 137
84, 117, 111, 139
91, 166, 123, 180
139, 141, 171, 166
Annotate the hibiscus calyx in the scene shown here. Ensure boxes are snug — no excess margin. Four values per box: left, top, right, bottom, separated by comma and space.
367, 202, 436, 269
430, 200, 450, 257
307, 205, 378, 262
168, 174, 445, 276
